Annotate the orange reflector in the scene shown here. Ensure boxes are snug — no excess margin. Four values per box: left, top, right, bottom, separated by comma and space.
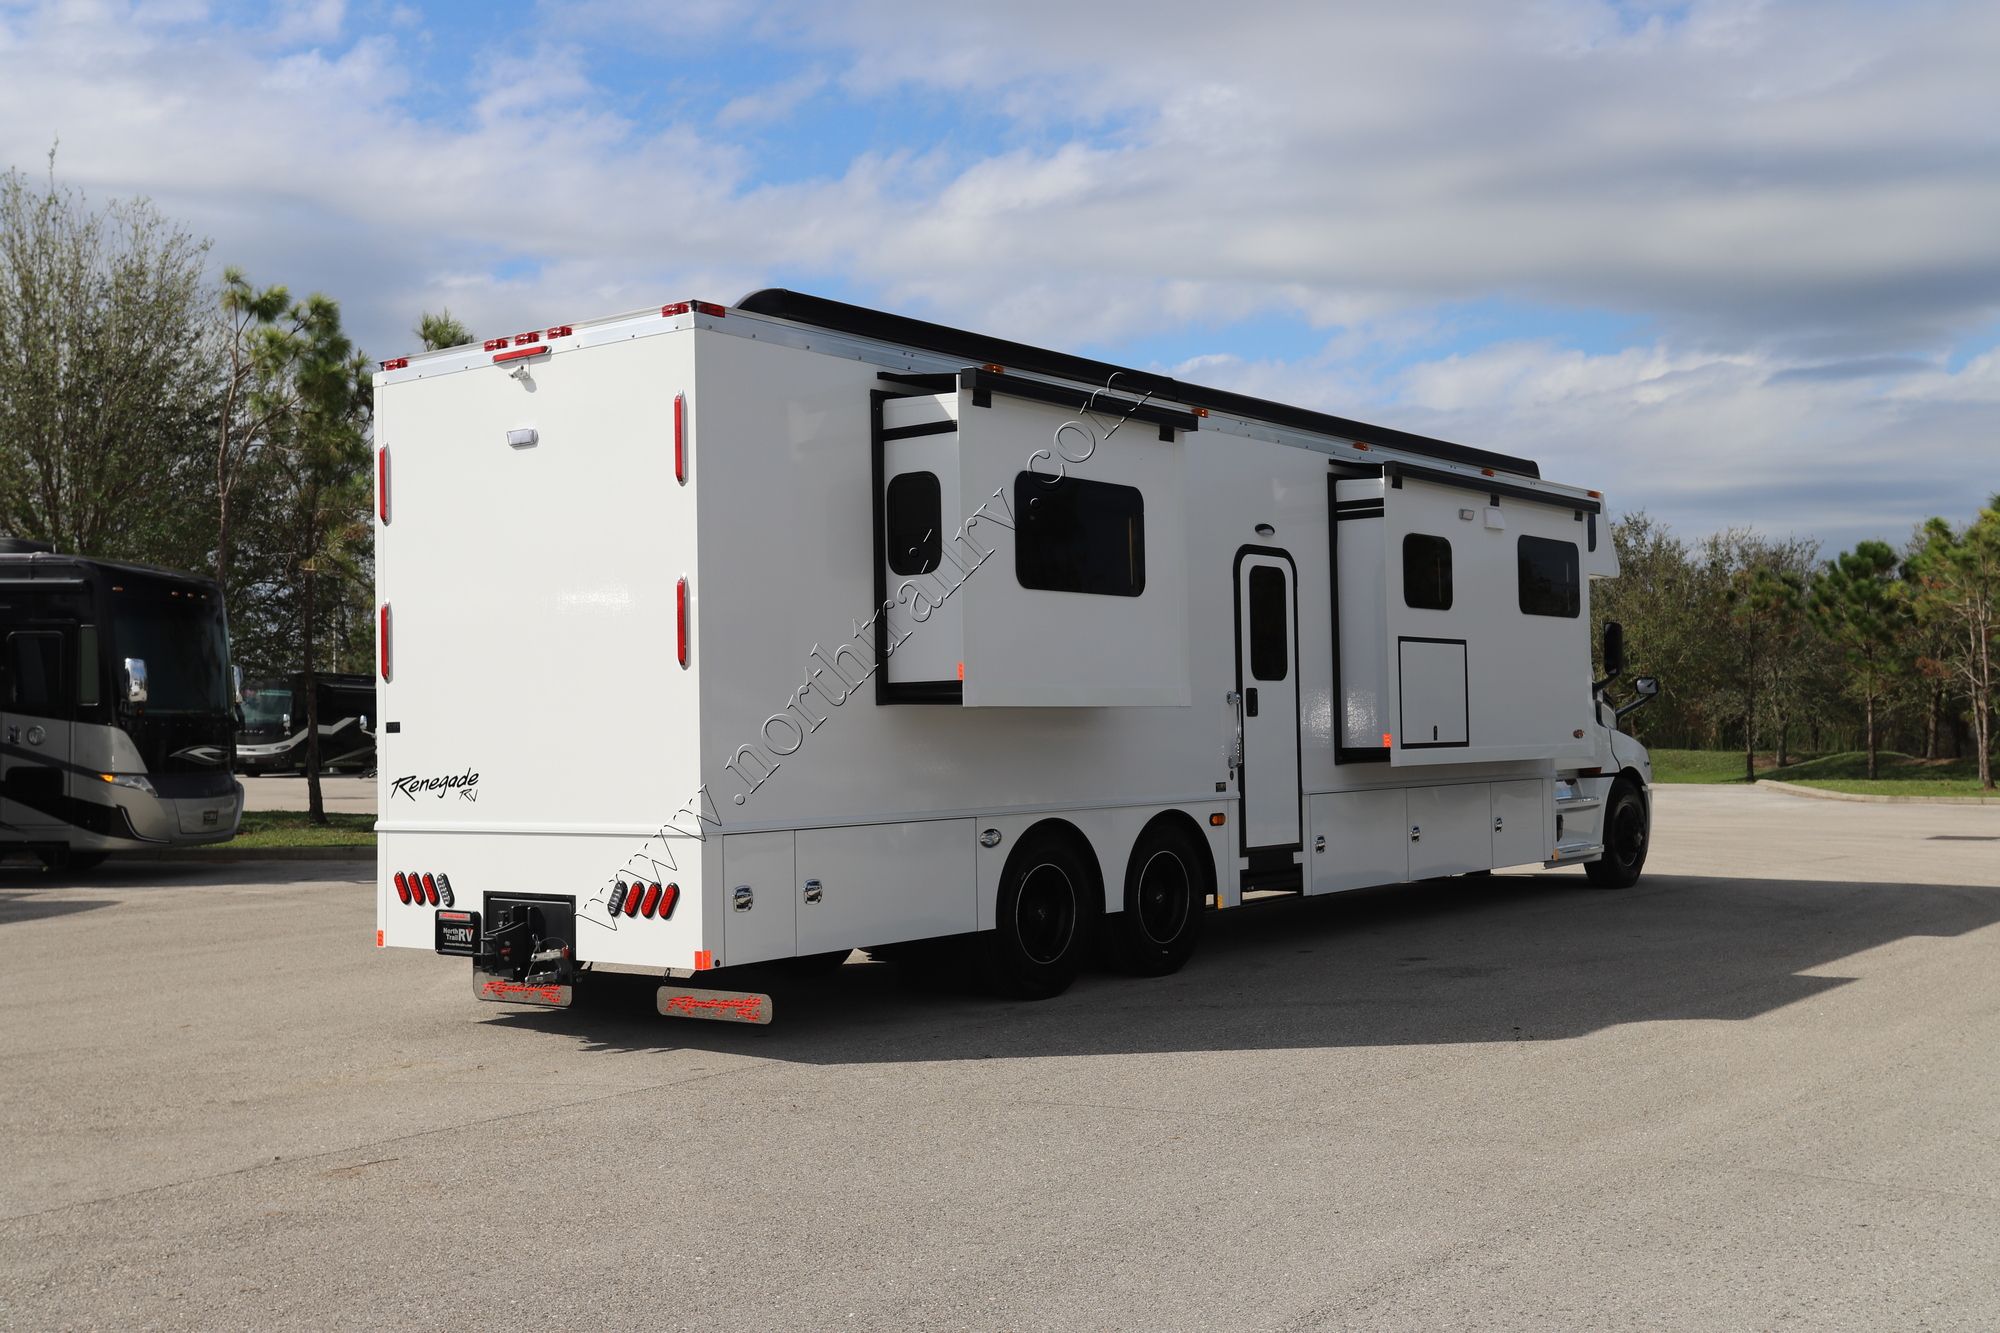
694, 949, 713, 971
1208, 812, 1226, 827
1382, 732, 1393, 748
1481, 467, 1495, 476
1587, 490, 1602, 498
1192, 406, 1210, 417
1353, 441, 1371, 450
956, 660, 965, 680
376, 929, 385, 948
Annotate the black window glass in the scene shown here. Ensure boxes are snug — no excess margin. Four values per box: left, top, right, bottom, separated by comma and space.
1014, 472, 1145, 597
6, 632, 66, 714
1518, 535, 1580, 617
885, 471, 942, 576
1402, 533, 1453, 610
1248, 565, 1288, 681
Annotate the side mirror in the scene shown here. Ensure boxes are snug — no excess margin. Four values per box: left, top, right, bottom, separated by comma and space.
232, 664, 244, 704
282, 712, 291, 730
1634, 676, 1659, 698
1602, 621, 1626, 678
123, 657, 149, 705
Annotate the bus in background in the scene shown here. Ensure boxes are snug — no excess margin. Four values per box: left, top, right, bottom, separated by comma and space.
0, 541, 242, 870
237, 672, 376, 774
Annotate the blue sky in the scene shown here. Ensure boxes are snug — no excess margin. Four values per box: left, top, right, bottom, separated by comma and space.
2, 0, 1997, 552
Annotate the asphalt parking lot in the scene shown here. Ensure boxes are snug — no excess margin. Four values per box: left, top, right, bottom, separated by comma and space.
3, 785, 1998, 1330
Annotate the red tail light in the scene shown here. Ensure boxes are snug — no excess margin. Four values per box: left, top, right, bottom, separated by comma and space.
674, 392, 687, 484
422, 873, 439, 906
676, 577, 689, 668
492, 345, 548, 365
641, 882, 662, 917
623, 882, 642, 917
658, 883, 680, 919
378, 604, 391, 681
377, 447, 390, 523
394, 871, 411, 904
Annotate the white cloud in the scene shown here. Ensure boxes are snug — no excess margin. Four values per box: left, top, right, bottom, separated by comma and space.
0, 0, 1994, 546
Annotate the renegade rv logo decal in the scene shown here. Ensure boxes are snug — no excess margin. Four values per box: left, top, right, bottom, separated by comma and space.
391, 769, 480, 802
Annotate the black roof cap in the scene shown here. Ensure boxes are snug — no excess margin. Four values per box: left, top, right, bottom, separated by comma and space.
736, 288, 1540, 479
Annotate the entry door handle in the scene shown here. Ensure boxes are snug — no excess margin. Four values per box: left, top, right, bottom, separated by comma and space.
1244, 687, 1259, 717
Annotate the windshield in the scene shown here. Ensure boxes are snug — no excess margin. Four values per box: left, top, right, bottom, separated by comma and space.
108, 577, 230, 715
240, 679, 295, 727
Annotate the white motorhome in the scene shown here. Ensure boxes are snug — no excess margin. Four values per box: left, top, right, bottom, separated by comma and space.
373, 291, 1657, 1020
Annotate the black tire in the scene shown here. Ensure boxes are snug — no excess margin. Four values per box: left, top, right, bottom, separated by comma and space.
982, 830, 1098, 1000
36, 847, 106, 873
1107, 819, 1209, 976
1585, 779, 1650, 888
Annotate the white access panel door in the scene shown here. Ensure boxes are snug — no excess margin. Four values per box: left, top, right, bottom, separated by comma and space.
1491, 779, 1550, 869
796, 819, 977, 954
1407, 783, 1492, 879
1398, 638, 1469, 749
722, 832, 797, 966
1237, 554, 1301, 850
1306, 788, 1409, 894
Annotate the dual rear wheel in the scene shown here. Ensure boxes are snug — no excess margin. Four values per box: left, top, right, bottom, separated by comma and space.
982, 819, 1209, 999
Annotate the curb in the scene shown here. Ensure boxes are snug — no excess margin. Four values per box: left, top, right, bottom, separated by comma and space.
1756, 779, 1999, 807
132, 846, 376, 864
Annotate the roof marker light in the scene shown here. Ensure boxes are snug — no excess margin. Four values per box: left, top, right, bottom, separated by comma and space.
381, 357, 408, 371
546, 324, 573, 338
661, 300, 726, 318
483, 337, 509, 351
513, 331, 540, 345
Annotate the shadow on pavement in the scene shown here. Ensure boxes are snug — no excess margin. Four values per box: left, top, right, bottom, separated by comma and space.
0, 857, 369, 898
480, 870, 2000, 1063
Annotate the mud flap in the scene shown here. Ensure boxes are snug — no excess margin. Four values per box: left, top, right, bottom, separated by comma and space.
474, 976, 573, 1007
656, 986, 772, 1024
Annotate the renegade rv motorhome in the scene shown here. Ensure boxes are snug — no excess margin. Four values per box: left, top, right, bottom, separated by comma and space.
373, 292, 1656, 1019
1, 544, 243, 867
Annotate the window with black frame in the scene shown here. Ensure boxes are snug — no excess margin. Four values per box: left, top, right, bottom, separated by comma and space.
1402, 533, 1453, 610
1517, 535, 1580, 617
1013, 472, 1145, 597
885, 471, 942, 576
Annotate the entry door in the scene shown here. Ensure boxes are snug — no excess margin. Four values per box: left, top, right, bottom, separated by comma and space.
1236, 553, 1301, 850
1, 630, 74, 833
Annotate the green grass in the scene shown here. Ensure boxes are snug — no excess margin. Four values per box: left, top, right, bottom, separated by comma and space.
1651, 748, 1995, 799
223, 810, 376, 849
1651, 749, 1753, 783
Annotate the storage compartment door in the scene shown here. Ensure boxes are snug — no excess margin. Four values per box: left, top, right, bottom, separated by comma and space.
1398, 638, 1468, 750
721, 832, 796, 966
878, 392, 964, 694
1491, 779, 1550, 869
1407, 783, 1491, 879
1306, 788, 1409, 894
796, 819, 976, 954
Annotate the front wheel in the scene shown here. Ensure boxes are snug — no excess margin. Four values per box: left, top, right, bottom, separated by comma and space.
1585, 779, 1650, 888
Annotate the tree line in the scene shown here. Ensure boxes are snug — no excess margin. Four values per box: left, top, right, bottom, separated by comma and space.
1595, 502, 2000, 790
0, 156, 467, 819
